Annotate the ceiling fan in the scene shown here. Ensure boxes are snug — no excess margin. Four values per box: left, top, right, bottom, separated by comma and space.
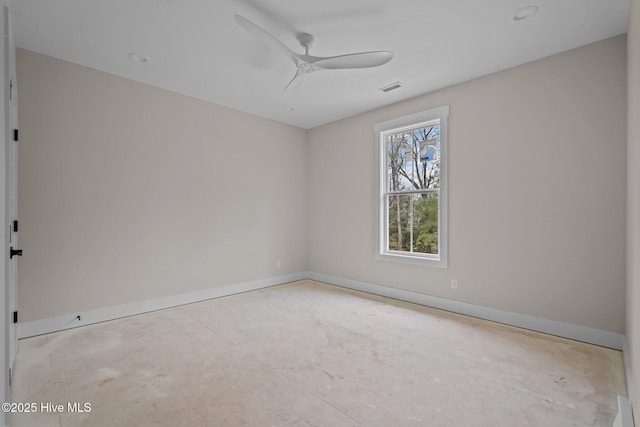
234, 15, 393, 95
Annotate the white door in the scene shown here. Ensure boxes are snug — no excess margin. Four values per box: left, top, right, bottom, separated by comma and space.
2, 3, 18, 406
6, 12, 17, 374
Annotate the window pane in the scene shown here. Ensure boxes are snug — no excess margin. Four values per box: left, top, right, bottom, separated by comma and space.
386, 124, 440, 192
387, 193, 410, 251
387, 192, 439, 255
412, 192, 439, 254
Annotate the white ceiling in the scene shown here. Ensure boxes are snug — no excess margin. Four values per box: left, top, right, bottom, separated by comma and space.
7, 0, 629, 129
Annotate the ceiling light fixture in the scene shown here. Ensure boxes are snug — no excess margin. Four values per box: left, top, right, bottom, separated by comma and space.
512, 6, 539, 22
128, 52, 149, 63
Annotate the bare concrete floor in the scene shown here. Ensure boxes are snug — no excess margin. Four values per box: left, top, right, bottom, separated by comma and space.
11, 280, 626, 426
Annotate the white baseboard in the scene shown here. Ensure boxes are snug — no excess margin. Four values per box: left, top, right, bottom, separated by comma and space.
623, 338, 633, 395
613, 395, 635, 427
17, 272, 308, 339
307, 272, 624, 350
19, 270, 625, 352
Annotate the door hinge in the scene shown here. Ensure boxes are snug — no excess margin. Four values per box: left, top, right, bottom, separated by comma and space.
9, 80, 13, 101
10, 247, 22, 259
13, 311, 17, 324
13, 129, 18, 141
13, 220, 18, 232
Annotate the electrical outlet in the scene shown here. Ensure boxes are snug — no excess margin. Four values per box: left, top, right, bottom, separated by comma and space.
275, 259, 281, 269
451, 279, 458, 289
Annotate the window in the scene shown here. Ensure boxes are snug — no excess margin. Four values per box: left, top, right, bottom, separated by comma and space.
375, 106, 448, 267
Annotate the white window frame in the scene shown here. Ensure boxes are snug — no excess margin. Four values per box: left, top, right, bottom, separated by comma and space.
374, 105, 449, 268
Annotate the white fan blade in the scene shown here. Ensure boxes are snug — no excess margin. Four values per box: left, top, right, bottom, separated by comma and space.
282, 70, 304, 96
313, 51, 393, 70
234, 15, 298, 63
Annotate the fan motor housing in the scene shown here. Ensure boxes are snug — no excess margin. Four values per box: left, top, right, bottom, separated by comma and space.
296, 32, 314, 48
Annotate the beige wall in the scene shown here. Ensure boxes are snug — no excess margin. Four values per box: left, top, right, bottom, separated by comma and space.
17, 35, 629, 338
307, 36, 627, 333
17, 49, 308, 322
627, 0, 640, 417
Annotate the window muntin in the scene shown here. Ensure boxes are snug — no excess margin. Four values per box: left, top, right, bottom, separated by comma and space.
375, 106, 448, 267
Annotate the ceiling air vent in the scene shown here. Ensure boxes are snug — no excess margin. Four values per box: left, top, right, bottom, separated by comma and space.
379, 82, 404, 93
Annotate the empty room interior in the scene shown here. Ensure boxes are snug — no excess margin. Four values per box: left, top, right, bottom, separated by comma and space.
1, 0, 639, 426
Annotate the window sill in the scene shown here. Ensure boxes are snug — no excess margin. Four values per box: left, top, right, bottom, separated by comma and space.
376, 251, 447, 268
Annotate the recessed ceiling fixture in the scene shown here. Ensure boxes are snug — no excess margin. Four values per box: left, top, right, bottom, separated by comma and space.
128, 52, 149, 63
512, 6, 539, 22
379, 82, 404, 93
